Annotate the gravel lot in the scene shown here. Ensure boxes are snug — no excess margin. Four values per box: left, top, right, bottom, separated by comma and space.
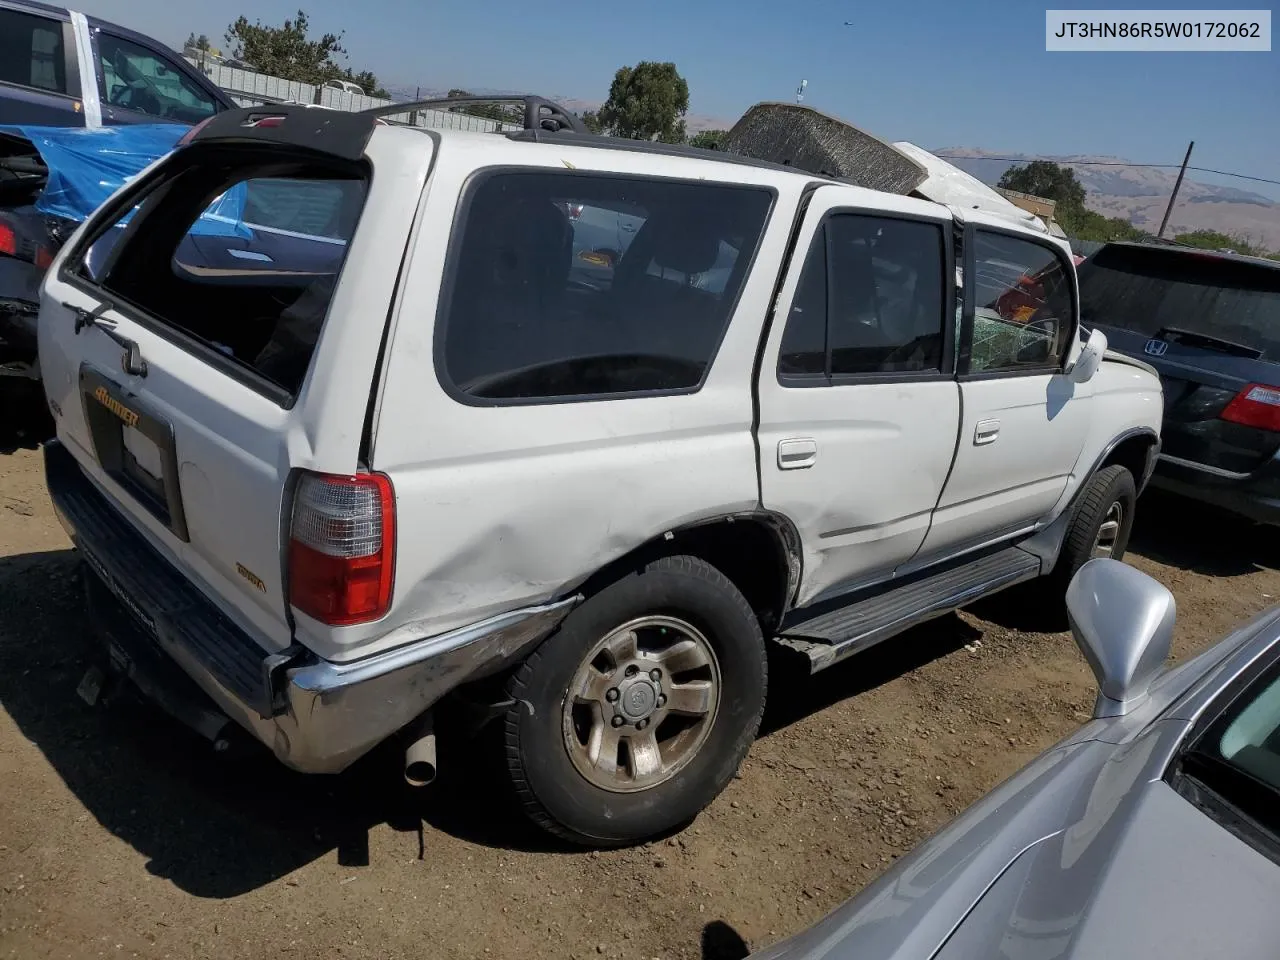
2, 442, 1278, 960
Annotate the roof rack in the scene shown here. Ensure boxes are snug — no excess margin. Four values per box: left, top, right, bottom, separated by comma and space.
360, 94, 587, 134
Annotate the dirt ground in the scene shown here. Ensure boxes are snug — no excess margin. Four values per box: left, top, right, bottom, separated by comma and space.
2, 443, 1278, 960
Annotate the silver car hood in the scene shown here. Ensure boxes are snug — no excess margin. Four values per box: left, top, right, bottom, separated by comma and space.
938, 778, 1280, 959
751, 606, 1280, 960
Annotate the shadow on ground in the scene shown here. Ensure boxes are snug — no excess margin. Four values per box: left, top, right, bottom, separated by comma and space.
0, 545, 987, 894
0, 548, 574, 899
1127, 488, 1278, 577
701, 920, 751, 960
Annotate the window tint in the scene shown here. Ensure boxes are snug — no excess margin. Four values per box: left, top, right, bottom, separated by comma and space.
0, 10, 66, 93
98, 33, 217, 123
440, 172, 772, 402
828, 216, 945, 375
1078, 245, 1280, 359
776, 214, 946, 382
967, 231, 1073, 374
84, 156, 367, 400
778, 228, 827, 376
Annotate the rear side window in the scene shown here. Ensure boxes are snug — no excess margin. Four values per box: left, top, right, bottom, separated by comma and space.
1078, 245, 1280, 359
75, 149, 367, 402
0, 9, 66, 93
438, 171, 773, 402
777, 213, 947, 382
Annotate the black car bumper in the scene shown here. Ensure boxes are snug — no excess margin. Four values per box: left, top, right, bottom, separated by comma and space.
1149, 452, 1280, 525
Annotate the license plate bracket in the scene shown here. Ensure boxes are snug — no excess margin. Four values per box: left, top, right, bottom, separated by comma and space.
80, 365, 189, 541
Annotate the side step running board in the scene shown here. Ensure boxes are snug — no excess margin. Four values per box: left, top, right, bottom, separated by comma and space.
776, 547, 1041, 672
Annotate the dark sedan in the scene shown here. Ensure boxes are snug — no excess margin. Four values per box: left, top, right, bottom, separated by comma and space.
1079, 242, 1280, 523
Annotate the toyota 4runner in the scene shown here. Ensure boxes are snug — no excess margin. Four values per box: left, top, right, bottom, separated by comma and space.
36, 100, 1162, 846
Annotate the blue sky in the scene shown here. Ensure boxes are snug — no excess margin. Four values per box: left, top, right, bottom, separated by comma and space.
82, 0, 1279, 199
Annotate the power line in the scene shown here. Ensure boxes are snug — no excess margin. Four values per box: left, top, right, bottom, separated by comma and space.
933, 155, 1280, 188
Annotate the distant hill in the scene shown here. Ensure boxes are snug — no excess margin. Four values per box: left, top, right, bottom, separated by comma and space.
938, 148, 1280, 249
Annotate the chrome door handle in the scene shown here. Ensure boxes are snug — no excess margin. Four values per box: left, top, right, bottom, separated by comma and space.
778, 438, 818, 470
974, 419, 1000, 445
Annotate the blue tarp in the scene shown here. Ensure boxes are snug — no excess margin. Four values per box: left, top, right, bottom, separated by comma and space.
0, 123, 247, 236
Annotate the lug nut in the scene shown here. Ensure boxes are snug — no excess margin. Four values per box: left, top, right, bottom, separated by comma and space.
649, 668, 661, 681
605, 688, 620, 702
636, 718, 649, 730
611, 715, 624, 728
625, 665, 639, 677
656, 694, 666, 707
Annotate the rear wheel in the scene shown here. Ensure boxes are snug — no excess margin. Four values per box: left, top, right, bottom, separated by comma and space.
504, 555, 767, 847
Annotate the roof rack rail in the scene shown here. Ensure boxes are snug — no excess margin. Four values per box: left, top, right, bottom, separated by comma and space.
360, 94, 587, 134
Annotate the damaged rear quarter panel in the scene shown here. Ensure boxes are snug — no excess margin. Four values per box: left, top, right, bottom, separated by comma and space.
318, 141, 804, 664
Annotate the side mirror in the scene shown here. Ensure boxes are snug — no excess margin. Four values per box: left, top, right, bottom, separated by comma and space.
1069, 327, 1108, 383
1066, 558, 1176, 718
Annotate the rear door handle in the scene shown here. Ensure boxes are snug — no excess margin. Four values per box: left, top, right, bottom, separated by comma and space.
974, 419, 1000, 445
778, 438, 818, 470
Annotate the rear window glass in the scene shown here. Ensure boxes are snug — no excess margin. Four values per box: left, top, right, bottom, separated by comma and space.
78, 153, 367, 401
1078, 245, 1280, 359
438, 171, 773, 402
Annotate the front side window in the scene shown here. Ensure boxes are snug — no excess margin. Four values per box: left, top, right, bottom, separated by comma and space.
777, 213, 947, 383
97, 33, 217, 123
439, 171, 773, 402
0, 9, 66, 93
965, 231, 1074, 374
77, 152, 368, 401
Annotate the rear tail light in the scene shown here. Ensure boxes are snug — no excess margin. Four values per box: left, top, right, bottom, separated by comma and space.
0, 218, 53, 268
288, 471, 395, 626
1221, 384, 1280, 432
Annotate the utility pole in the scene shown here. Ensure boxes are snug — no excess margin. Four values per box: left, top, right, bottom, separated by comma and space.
1158, 140, 1194, 239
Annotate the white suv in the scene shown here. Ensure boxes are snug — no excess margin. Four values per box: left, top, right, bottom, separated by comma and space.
37, 100, 1162, 846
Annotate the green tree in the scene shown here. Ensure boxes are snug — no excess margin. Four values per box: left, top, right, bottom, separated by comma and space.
196, 34, 212, 51
597, 61, 689, 142
224, 10, 346, 86
1172, 229, 1260, 256
997, 160, 1087, 213
1057, 206, 1147, 243
579, 110, 603, 134
347, 69, 387, 98
688, 129, 726, 150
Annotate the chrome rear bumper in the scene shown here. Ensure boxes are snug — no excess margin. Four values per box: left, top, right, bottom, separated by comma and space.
45, 441, 576, 773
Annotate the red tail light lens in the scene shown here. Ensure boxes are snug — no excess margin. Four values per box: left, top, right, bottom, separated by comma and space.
288, 471, 395, 626
0, 222, 15, 257
1221, 384, 1280, 432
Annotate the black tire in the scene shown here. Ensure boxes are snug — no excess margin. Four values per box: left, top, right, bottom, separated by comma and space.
1049, 463, 1137, 593
504, 554, 767, 847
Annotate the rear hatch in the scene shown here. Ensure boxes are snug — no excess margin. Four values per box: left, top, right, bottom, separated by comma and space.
1079, 243, 1280, 474
37, 110, 429, 656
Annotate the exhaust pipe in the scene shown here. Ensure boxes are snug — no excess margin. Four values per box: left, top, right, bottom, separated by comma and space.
404, 713, 437, 787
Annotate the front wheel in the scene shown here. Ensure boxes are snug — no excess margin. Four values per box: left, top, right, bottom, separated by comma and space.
1050, 464, 1138, 593
504, 555, 767, 847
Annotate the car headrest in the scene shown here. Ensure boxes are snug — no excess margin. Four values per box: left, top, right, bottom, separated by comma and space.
646, 217, 723, 276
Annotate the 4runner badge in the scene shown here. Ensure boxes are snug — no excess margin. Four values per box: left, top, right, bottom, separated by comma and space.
91, 386, 140, 427
235, 563, 267, 592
